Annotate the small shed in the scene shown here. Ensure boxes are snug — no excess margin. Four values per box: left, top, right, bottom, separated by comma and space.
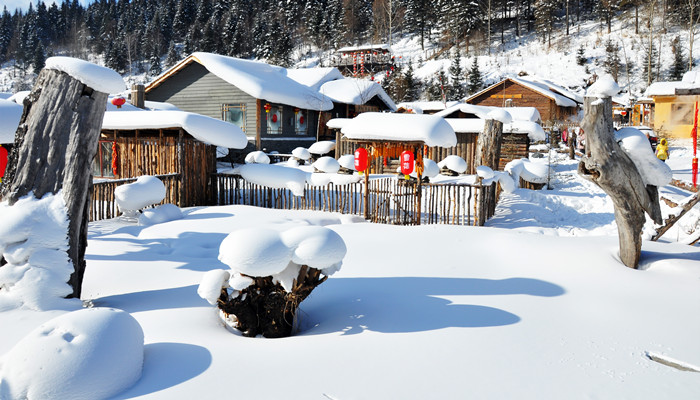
644, 71, 700, 138
466, 77, 581, 125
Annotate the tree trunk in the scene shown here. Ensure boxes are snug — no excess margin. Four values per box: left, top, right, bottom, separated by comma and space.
0, 68, 108, 298
651, 192, 700, 241
578, 97, 662, 268
476, 119, 503, 171
568, 131, 577, 160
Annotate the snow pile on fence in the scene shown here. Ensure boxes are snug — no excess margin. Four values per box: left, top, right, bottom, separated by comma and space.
292, 147, 311, 161
198, 225, 347, 305
114, 176, 166, 213
308, 141, 336, 155
0, 99, 22, 144
312, 156, 340, 173
337, 154, 356, 171
615, 127, 672, 187
233, 163, 307, 196
244, 151, 270, 164
506, 158, 549, 185
45, 56, 125, 94
438, 155, 468, 174
341, 113, 457, 147
0, 308, 144, 400
0, 193, 80, 311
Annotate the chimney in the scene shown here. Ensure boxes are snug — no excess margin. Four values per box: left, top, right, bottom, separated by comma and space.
130, 84, 145, 109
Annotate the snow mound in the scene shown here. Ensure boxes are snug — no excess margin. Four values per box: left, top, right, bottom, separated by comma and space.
292, 147, 311, 160
486, 109, 513, 124
615, 127, 672, 187
245, 151, 270, 164
280, 226, 347, 270
308, 141, 336, 155
337, 154, 356, 170
476, 165, 495, 180
114, 176, 166, 212
411, 158, 440, 178
438, 155, 468, 174
505, 158, 548, 184
505, 121, 546, 141
45, 57, 125, 94
233, 163, 308, 196
495, 171, 517, 193
312, 156, 340, 173
587, 75, 620, 98
197, 269, 230, 305
219, 228, 293, 277
0, 308, 143, 400
138, 204, 183, 226
229, 273, 254, 291
0, 193, 79, 311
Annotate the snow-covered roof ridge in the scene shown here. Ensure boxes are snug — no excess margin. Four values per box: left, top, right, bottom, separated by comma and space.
319, 78, 397, 111
340, 112, 457, 147
645, 70, 700, 97
286, 67, 344, 91
147, 53, 333, 111
102, 110, 248, 149
337, 44, 390, 52
466, 77, 579, 108
45, 57, 125, 94
436, 103, 541, 123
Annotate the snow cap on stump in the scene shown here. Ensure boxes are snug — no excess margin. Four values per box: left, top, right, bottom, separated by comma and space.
312, 156, 341, 173
438, 155, 468, 174
45, 57, 125, 94
586, 75, 620, 98
114, 175, 166, 212
219, 228, 293, 277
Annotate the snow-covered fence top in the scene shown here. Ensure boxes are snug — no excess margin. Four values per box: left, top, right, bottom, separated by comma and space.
340, 112, 457, 147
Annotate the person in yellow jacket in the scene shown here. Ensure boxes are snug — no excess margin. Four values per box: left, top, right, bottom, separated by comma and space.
656, 138, 669, 162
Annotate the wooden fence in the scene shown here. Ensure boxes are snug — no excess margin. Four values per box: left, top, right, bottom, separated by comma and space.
90, 174, 180, 222
210, 174, 499, 226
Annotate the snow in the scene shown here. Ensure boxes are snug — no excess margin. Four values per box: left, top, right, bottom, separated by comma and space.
337, 154, 355, 170
312, 156, 340, 173
232, 163, 307, 196
114, 176, 166, 213
7, 91, 29, 104
326, 117, 351, 130
586, 75, 621, 98
438, 155, 468, 174
396, 101, 460, 113
281, 225, 347, 270
436, 104, 540, 123
506, 120, 546, 141
197, 270, 230, 305
308, 140, 336, 155
341, 112, 457, 147
0, 193, 79, 312
102, 110, 248, 149
189, 52, 333, 111
319, 78, 397, 111
615, 127, 673, 187
0, 307, 143, 400
486, 108, 513, 124
291, 147, 311, 160
44, 57, 125, 95
410, 158, 440, 179
218, 228, 292, 277
476, 165, 495, 179
138, 204, 183, 226
244, 150, 270, 164
285, 67, 344, 91
0, 99, 22, 144
646, 70, 700, 96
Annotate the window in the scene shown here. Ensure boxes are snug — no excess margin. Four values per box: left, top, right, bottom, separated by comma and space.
93, 141, 115, 178
266, 105, 282, 135
671, 103, 694, 125
222, 104, 247, 133
295, 109, 307, 135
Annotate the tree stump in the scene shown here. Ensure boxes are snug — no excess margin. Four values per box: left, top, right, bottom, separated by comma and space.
0, 68, 109, 298
475, 119, 503, 171
578, 97, 662, 268
217, 265, 327, 338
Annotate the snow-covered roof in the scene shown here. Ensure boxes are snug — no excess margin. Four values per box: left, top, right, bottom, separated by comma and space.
645, 70, 700, 97
286, 67, 344, 91
102, 110, 248, 149
45, 57, 125, 94
147, 53, 333, 111
319, 78, 397, 111
337, 44, 390, 53
0, 99, 22, 144
467, 78, 579, 108
340, 112, 457, 147
530, 77, 584, 103
435, 103, 541, 122
445, 119, 546, 141
396, 101, 460, 114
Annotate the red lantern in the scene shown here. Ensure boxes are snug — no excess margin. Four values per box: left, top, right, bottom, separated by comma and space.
299, 116, 304, 125
271, 114, 278, 123
111, 141, 119, 176
111, 97, 126, 108
621, 110, 627, 116
264, 103, 271, 113
400, 150, 414, 175
354, 147, 368, 172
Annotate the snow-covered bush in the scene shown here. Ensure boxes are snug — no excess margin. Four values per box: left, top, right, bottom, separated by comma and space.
291, 147, 311, 161
244, 150, 270, 164
337, 154, 356, 173
312, 156, 340, 173
0, 308, 144, 400
198, 225, 347, 337
438, 155, 468, 175
114, 175, 166, 214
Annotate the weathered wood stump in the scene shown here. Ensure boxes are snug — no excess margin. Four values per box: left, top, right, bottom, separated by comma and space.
475, 119, 503, 171
578, 97, 662, 268
0, 68, 109, 297
218, 265, 327, 338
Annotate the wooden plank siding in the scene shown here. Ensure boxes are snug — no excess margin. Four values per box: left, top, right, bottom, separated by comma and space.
467, 79, 577, 124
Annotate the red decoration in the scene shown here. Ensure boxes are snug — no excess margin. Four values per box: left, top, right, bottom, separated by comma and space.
271, 114, 278, 123
400, 151, 414, 175
111, 97, 126, 108
354, 148, 368, 172
111, 141, 119, 176
620, 110, 627, 116
299, 116, 304, 125
693, 102, 698, 187
264, 103, 271, 113
0, 145, 7, 180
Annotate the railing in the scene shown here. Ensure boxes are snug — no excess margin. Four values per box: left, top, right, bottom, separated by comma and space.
90, 173, 181, 222
210, 174, 499, 226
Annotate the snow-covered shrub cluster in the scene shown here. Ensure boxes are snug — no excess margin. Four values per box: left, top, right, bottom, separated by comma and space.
0, 193, 80, 311
0, 308, 144, 400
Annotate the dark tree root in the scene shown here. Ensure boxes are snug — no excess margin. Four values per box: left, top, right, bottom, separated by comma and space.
217, 266, 327, 338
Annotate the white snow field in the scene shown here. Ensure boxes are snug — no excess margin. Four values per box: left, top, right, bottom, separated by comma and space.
0, 144, 699, 399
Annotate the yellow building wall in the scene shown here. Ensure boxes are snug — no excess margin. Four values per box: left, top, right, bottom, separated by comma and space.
652, 95, 700, 138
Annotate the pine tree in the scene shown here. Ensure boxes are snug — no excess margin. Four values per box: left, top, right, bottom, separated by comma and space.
165, 40, 180, 68
670, 35, 686, 81
603, 39, 622, 81
426, 69, 448, 102
534, 0, 557, 48
32, 41, 45, 71
576, 45, 587, 66
149, 47, 162, 77
467, 57, 483, 95
405, 0, 436, 50
403, 62, 420, 102
643, 41, 658, 84
448, 46, 466, 100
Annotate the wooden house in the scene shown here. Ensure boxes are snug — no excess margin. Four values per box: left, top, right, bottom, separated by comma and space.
331, 44, 393, 77
145, 52, 334, 155
644, 71, 700, 138
466, 77, 581, 126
